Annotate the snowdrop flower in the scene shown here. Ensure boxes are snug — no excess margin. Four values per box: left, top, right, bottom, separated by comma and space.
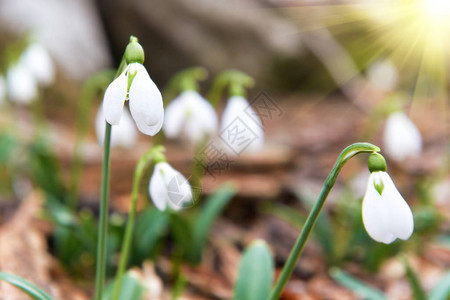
362, 153, 414, 244
149, 162, 192, 211
220, 96, 264, 155
6, 63, 38, 104
164, 90, 218, 143
20, 43, 55, 86
383, 112, 422, 162
103, 62, 163, 136
367, 59, 398, 91
95, 106, 137, 148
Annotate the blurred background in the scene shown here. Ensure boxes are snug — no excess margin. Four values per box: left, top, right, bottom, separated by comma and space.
0, 0, 449, 299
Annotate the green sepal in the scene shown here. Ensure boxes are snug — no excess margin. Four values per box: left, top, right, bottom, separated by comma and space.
368, 153, 387, 173
124, 36, 144, 65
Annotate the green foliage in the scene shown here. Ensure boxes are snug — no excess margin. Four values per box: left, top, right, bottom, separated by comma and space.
429, 272, 450, 300
0, 272, 53, 300
189, 183, 237, 264
403, 258, 427, 300
103, 270, 147, 300
234, 240, 274, 300
132, 206, 168, 263
330, 268, 388, 300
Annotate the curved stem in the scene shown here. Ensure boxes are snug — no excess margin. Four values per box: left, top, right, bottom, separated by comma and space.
94, 122, 112, 300
111, 146, 166, 300
269, 143, 380, 300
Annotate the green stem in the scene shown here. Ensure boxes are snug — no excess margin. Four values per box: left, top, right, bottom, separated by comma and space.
111, 146, 166, 300
93, 43, 131, 300
269, 143, 380, 300
94, 122, 112, 300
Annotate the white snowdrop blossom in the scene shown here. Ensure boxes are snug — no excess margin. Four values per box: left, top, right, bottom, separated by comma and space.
383, 112, 422, 162
95, 106, 137, 148
220, 96, 264, 155
6, 63, 38, 104
149, 162, 192, 211
367, 59, 398, 91
20, 43, 55, 86
164, 90, 218, 143
362, 171, 414, 244
103, 63, 163, 136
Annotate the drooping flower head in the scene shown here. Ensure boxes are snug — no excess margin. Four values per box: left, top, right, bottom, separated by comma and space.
221, 95, 264, 155
103, 37, 163, 136
362, 153, 414, 244
20, 43, 55, 87
164, 90, 218, 143
95, 106, 137, 148
6, 62, 38, 104
149, 162, 193, 211
383, 111, 422, 162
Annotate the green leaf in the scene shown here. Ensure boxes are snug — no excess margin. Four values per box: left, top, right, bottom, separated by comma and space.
234, 240, 274, 300
169, 212, 194, 260
190, 184, 237, 264
0, 272, 53, 300
132, 207, 168, 262
103, 270, 146, 300
403, 258, 427, 300
330, 268, 388, 300
429, 271, 450, 300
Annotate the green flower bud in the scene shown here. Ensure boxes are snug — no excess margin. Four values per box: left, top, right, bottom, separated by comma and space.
125, 36, 144, 64
368, 153, 387, 173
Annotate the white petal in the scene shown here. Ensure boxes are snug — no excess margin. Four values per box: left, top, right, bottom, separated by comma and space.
103, 71, 128, 125
362, 172, 396, 244
163, 93, 189, 138
189, 91, 218, 140
149, 163, 168, 211
379, 172, 414, 240
383, 112, 422, 162
367, 59, 398, 91
148, 162, 192, 211
20, 43, 55, 86
128, 63, 164, 136
220, 96, 264, 155
6, 63, 38, 104
95, 106, 138, 148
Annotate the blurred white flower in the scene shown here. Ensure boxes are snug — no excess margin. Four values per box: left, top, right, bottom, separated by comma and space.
20, 43, 55, 86
0, 76, 6, 104
220, 96, 264, 155
383, 112, 422, 162
95, 106, 137, 148
149, 162, 192, 211
367, 59, 398, 91
362, 171, 414, 244
6, 63, 38, 104
164, 91, 217, 143
103, 63, 163, 136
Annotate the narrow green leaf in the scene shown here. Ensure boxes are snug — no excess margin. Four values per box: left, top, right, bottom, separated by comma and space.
403, 258, 427, 300
103, 270, 146, 300
330, 268, 388, 300
429, 271, 450, 300
133, 207, 168, 261
234, 240, 274, 300
0, 272, 53, 300
190, 184, 237, 264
